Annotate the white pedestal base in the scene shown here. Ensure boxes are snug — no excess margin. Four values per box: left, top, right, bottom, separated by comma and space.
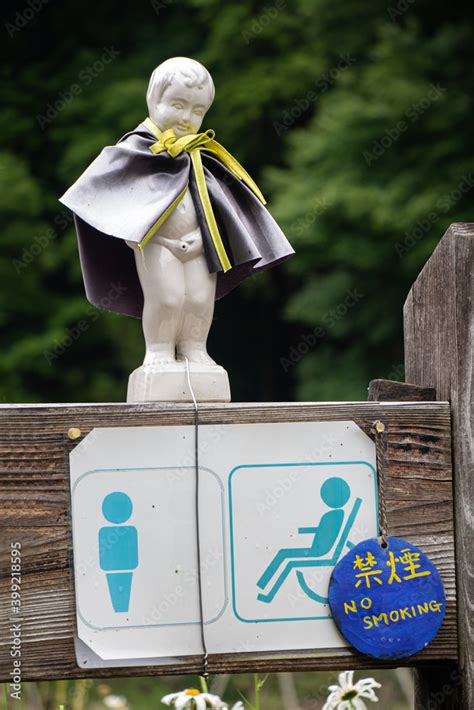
127, 362, 231, 403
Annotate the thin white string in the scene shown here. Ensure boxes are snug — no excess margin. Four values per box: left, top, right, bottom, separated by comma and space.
184, 355, 198, 411
184, 356, 209, 679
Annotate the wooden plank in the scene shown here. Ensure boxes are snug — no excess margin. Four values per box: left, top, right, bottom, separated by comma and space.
404, 222, 474, 709
368, 379, 436, 402
0, 401, 456, 681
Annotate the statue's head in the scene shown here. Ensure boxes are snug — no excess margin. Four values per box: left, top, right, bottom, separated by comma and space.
146, 57, 215, 137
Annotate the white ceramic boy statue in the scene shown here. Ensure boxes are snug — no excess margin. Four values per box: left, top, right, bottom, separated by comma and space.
60, 57, 294, 402
129, 59, 218, 372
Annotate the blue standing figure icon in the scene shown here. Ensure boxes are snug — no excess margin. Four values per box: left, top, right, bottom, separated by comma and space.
99, 491, 138, 613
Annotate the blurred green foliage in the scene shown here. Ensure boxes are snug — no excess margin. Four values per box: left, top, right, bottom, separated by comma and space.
0, 0, 472, 405
3, 669, 413, 709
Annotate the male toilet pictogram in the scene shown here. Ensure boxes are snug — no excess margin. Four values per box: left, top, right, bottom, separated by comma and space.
98, 491, 138, 613
257, 476, 361, 604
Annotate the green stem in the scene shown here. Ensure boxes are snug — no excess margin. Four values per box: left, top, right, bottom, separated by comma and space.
199, 676, 209, 694
254, 674, 268, 710
55, 680, 68, 709
3, 683, 9, 710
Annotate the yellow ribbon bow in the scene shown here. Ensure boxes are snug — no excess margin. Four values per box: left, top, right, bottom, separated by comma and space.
139, 117, 266, 273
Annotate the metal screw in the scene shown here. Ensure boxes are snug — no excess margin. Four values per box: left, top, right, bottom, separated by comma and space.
374, 421, 385, 434
67, 427, 82, 440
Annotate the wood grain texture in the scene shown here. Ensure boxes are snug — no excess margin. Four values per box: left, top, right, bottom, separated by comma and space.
367, 378, 459, 709
368, 379, 436, 402
404, 223, 473, 709
0, 401, 457, 681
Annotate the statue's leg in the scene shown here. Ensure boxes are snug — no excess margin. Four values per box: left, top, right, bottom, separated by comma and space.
134, 244, 185, 364
177, 251, 217, 364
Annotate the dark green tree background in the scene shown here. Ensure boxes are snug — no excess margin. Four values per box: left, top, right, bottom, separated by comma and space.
1, 0, 472, 404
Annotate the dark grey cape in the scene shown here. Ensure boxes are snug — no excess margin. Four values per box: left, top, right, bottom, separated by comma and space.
59, 122, 294, 318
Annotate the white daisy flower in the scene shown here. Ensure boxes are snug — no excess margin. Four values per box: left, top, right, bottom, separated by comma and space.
161, 688, 225, 710
322, 671, 381, 710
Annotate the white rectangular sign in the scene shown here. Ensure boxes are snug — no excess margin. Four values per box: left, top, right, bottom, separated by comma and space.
69, 421, 377, 667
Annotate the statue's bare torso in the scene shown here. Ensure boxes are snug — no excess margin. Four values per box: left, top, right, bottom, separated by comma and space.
155, 190, 198, 237
149, 189, 203, 261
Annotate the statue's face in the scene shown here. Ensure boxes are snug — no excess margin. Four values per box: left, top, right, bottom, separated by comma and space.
152, 76, 211, 137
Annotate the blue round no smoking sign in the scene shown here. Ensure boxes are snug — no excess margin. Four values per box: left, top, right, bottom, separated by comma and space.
328, 536, 446, 659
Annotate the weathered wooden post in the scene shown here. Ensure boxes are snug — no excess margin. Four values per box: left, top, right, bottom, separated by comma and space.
404, 223, 473, 709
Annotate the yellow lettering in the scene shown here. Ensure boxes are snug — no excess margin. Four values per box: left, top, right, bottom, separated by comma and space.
363, 615, 373, 629
417, 603, 429, 614
372, 613, 389, 627
344, 600, 357, 615
389, 610, 399, 622
400, 607, 412, 620
360, 597, 372, 610
429, 600, 442, 612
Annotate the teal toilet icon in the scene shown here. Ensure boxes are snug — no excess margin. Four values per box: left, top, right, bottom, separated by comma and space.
99, 491, 138, 613
257, 476, 361, 604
